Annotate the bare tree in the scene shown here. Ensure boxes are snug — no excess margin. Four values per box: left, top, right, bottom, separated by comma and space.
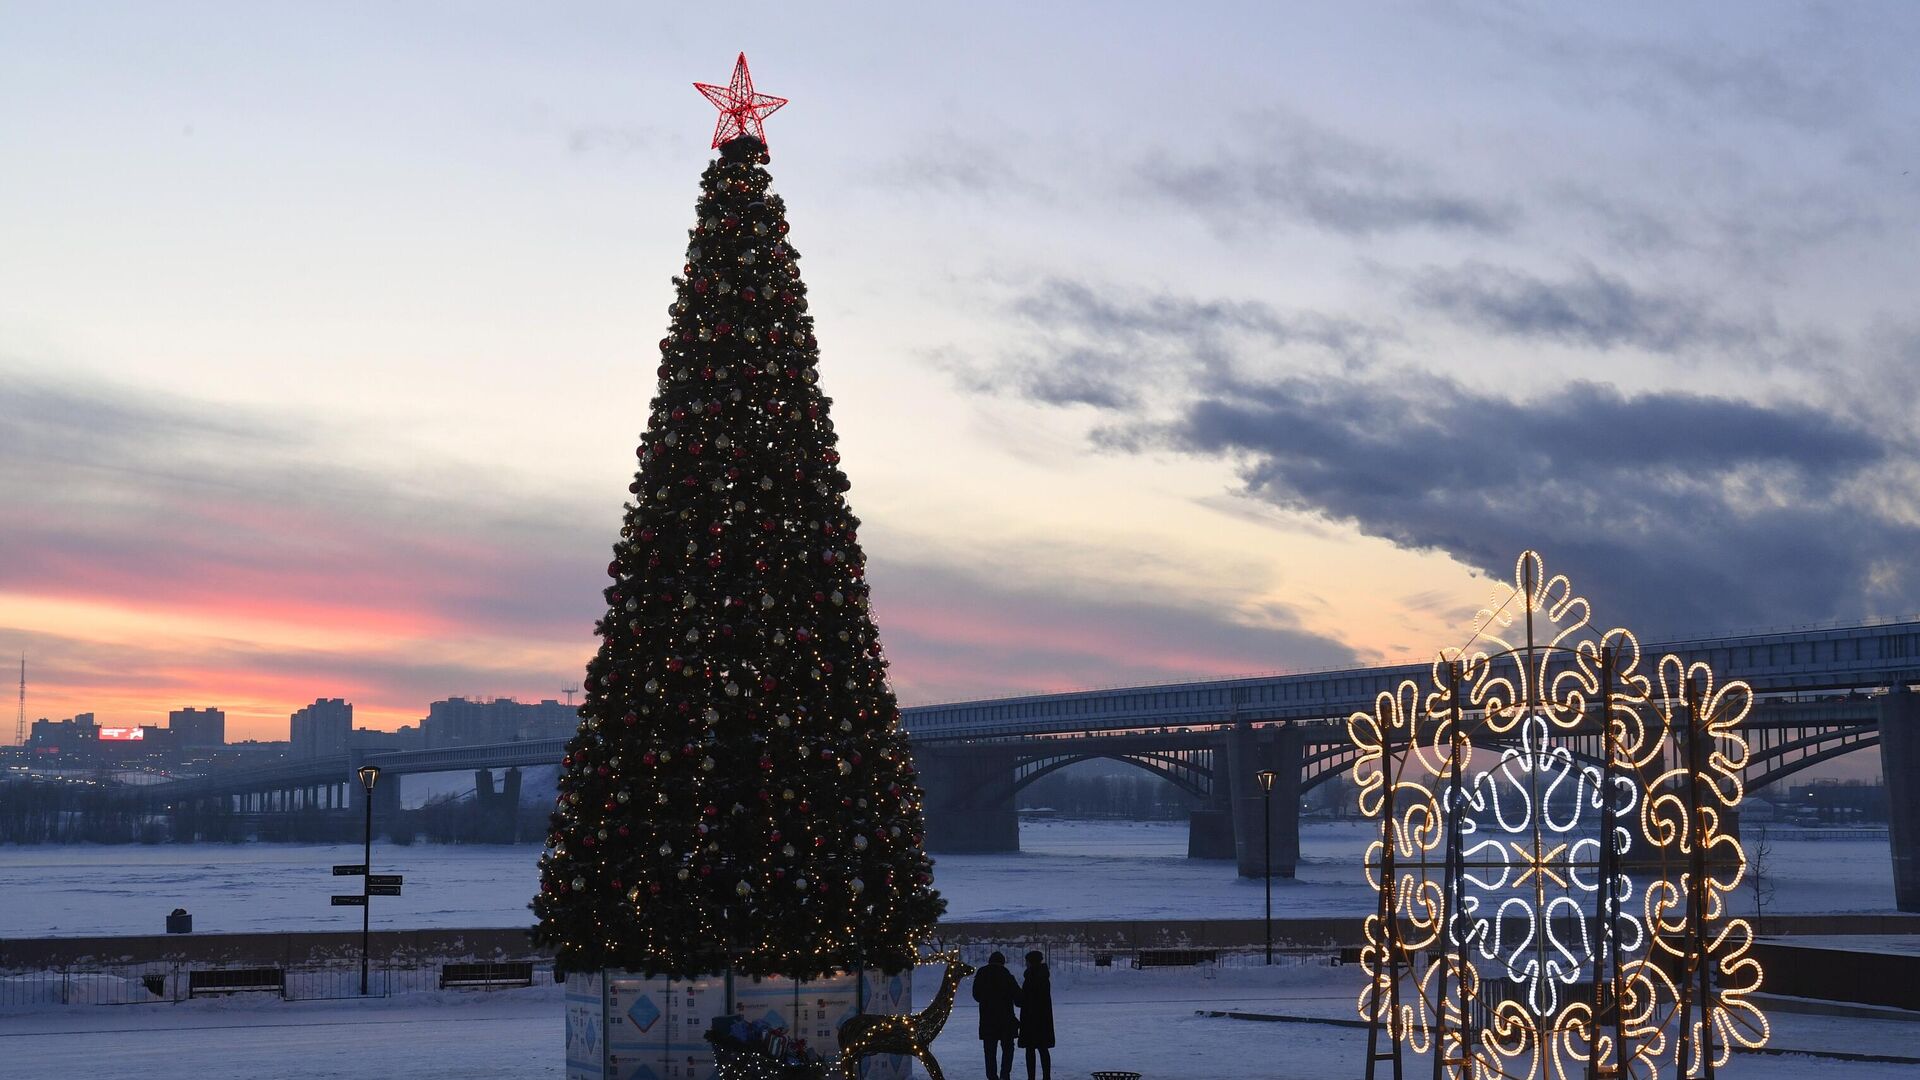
1749, 827, 1777, 935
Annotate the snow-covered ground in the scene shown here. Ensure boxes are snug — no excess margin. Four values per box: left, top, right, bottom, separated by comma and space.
0, 820, 1899, 937
0, 961, 1913, 1080
0, 819, 1910, 1078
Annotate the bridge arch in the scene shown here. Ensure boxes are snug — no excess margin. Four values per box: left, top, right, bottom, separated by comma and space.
1010, 750, 1214, 802
1744, 723, 1881, 793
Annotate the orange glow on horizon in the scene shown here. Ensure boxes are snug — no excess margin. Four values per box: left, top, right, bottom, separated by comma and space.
3, 588, 595, 743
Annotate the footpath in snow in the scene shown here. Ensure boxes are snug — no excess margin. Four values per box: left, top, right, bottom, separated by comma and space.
1, 962, 1916, 1080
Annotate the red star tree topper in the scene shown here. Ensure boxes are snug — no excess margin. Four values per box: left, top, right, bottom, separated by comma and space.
695, 53, 787, 148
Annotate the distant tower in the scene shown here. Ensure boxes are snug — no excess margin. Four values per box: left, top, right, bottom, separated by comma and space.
14, 655, 23, 747
562, 686, 578, 708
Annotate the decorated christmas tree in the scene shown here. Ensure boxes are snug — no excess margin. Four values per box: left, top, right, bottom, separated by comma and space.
533, 55, 944, 981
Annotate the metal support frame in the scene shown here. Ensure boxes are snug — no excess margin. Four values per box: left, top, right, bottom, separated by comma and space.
1432, 661, 1469, 1080
1676, 677, 1718, 1079
1588, 647, 1626, 1080
1365, 725, 1407, 1080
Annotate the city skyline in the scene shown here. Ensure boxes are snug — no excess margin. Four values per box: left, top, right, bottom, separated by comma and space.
5, 4, 1919, 740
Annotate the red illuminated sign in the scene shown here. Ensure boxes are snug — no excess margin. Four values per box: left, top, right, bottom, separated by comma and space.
98, 727, 145, 741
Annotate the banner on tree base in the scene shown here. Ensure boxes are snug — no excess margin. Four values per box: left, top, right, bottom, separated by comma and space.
566, 968, 915, 1080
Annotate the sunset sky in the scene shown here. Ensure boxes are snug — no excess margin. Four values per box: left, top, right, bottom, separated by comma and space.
4, 3, 1919, 741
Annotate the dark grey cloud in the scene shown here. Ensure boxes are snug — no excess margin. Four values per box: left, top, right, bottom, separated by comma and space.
882, 113, 1513, 239
947, 277, 1384, 410
567, 125, 659, 156
1135, 112, 1517, 238
875, 134, 1056, 201
1401, 260, 1824, 362
1529, 20, 1857, 133
1546, 181, 1884, 271
1443, 4, 1871, 136
1103, 371, 1918, 634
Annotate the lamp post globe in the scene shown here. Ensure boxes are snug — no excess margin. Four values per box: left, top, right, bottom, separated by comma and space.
357, 764, 381, 793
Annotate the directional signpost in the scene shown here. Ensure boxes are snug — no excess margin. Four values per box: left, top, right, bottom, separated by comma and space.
330, 865, 400, 905
337, 764, 401, 995
328, 847, 402, 990
330, 868, 402, 903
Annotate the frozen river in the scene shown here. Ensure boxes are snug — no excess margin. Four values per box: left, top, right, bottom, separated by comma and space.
0, 819, 1898, 938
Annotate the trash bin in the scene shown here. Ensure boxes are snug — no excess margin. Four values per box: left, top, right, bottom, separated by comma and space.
166, 908, 192, 934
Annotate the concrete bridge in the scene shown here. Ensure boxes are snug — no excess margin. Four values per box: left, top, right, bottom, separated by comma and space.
145, 739, 567, 844
912, 697, 1883, 857
902, 617, 1920, 911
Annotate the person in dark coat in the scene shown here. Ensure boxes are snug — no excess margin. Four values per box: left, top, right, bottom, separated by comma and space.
1017, 950, 1055, 1080
972, 950, 1019, 1080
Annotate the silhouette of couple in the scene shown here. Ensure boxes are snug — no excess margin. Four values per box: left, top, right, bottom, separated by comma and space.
970, 950, 1054, 1080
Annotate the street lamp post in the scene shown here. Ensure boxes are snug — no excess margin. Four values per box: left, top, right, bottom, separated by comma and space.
1256, 769, 1276, 965
357, 764, 381, 995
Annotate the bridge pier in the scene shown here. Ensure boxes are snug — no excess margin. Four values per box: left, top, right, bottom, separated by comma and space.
1187, 807, 1235, 859
1228, 721, 1300, 879
473, 767, 523, 843
918, 745, 1019, 853
1880, 685, 1920, 913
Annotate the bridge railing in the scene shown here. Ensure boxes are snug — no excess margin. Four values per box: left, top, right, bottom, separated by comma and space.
903, 620, 1920, 740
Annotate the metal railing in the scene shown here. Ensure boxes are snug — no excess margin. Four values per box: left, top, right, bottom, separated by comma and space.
0, 960, 556, 1008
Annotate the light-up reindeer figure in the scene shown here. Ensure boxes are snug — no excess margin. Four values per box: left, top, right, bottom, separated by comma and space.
837, 949, 975, 1080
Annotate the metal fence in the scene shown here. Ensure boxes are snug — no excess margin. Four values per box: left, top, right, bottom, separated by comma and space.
944, 942, 1342, 972
0, 948, 1336, 1008
0, 960, 556, 1008
0, 933, 1356, 1010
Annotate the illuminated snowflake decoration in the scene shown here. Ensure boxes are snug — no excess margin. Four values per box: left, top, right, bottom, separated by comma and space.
1455, 713, 1642, 1019
1351, 551, 1769, 1080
